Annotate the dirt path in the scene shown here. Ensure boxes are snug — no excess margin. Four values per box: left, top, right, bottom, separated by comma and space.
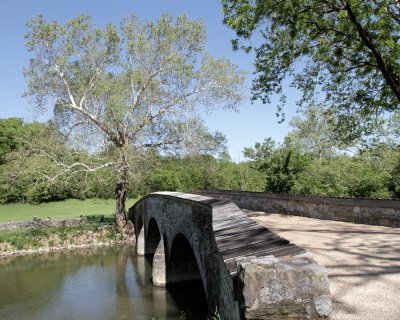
247, 211, 400, 320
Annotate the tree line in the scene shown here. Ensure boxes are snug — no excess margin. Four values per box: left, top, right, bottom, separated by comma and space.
0, 117, 263, 204
244, 105, 400, 199
2, 115, 400, 205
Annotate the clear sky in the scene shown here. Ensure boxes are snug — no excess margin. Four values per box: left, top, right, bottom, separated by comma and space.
0, 0, 299, 161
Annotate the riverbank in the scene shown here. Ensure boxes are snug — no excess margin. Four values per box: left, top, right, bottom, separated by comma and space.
0, 224, 135, 257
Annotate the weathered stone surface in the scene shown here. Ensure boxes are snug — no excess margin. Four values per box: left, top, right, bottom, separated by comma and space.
130, 192, 331, 320
129, 192, 241, 320
236, 254, 332, 320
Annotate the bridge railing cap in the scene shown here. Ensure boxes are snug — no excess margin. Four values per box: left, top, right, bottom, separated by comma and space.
150, 191, 222, 205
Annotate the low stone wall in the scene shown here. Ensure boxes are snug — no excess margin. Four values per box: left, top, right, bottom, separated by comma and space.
0, 217, 87, 231
197, 190, 400, 228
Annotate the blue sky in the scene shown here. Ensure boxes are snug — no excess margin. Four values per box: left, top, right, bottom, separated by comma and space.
0, 0, 299, 161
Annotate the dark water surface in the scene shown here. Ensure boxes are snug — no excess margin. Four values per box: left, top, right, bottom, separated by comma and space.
0, 246, 207, 320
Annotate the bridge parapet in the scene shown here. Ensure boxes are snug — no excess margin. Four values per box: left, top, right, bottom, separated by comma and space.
129, 192, 331, 319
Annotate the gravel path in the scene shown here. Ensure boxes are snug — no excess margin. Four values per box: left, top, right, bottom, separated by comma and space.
247, 211, 400, 320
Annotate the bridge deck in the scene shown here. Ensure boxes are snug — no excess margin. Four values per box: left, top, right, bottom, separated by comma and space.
250, 211, 400, 320
212, 201, 305, 273
154, 192, 305, 274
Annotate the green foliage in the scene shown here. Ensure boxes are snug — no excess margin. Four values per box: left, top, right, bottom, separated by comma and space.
244, 138, 312, 193
223, 0, 400, 141
23, 181, 82, 205
288, 105, 341, 157
0, 118, 24, 165
245, 136, 398, 199
146, 155, 223, 192
242, 98, 400, 199
1, 227, 61, 251
149, 168, 182, 191
145, 155, 264, 194
0, 121, 93, 204
291, 159, 349, 197
292, 155, 391, 198
389, 162, 400, 196
85, 167, 117, 199
386, 147, 400, 196
219, 160, 264, 192
23, 13, 245, 159
264, 146, 311, 193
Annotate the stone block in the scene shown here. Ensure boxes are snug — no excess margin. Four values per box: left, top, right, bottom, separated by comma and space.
378, 218, 390, 227
236, 253, 331, 320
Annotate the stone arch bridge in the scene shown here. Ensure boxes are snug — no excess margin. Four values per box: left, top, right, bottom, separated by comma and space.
128, 192, 331, 320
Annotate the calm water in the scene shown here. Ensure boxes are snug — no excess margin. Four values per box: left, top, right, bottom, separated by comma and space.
0, 246, 208, 320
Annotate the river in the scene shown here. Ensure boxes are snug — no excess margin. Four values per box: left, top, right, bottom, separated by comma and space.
0, 246, 208, 320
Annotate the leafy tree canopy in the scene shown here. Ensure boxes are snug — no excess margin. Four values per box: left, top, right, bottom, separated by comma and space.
24, 13, 245, 227
287, 105, 341, 158
222, 0, 400, 141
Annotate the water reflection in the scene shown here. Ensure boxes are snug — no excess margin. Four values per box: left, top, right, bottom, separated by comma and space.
0, 246, 207, 320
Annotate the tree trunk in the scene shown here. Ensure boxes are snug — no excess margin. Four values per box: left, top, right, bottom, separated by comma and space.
115, 152, 128, 229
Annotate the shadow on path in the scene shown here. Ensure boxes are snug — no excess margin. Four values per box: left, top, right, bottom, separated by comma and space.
248, 211, 400, 320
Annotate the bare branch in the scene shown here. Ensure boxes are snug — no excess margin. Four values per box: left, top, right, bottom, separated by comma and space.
53, 63, 121, 145
79, 67, 102, 108
31, 148, 114, 182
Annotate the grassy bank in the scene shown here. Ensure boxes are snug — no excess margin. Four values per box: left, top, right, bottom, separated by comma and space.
0, 198, 139, 256
0, 198, 139, 223
0, 216, 134, 256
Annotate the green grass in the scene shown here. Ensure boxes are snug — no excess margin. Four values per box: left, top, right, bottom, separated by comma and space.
0, 226, 77, 250
0, 223, 121, 251
0, 198, 139, 223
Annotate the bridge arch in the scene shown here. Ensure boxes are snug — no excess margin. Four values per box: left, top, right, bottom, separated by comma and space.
167, 233, 204, 285
129, 191, 241, 319
167, 233, 208, 316
146, 218, 161, 255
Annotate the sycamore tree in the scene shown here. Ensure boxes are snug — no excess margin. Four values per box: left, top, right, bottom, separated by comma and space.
222, 0, 400, 141
24, 14, 245, 228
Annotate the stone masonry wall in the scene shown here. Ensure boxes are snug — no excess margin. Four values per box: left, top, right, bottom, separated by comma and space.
0, 217, 88, 231
129, 192, 241, 320
197, 190, 400, 228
